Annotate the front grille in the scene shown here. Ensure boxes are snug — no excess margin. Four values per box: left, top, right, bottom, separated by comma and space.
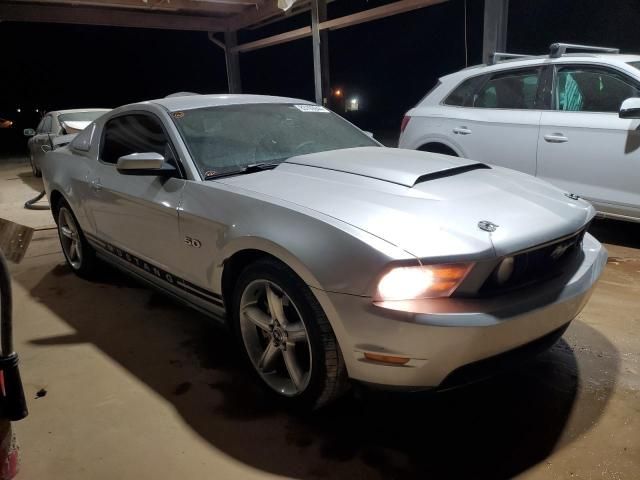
480, 228, 587, 296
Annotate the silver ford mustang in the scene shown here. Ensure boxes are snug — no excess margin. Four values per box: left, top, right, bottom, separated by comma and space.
42, 94, 607, 409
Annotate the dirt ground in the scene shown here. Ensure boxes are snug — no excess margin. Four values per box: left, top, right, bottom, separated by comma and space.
1, 156, 638, 479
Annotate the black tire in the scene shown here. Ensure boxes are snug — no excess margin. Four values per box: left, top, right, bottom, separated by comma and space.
231, 258, 349, 410
55, 198, 97, 278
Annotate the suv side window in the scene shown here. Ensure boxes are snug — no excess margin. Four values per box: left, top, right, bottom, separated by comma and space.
555, 65, 640, 113
444, 75, 487, 107
474, 69, 541, 109
101, 114, 176, 167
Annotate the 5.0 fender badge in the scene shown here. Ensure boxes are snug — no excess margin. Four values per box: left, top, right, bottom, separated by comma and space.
478, 220, 499, 232
565, 192, 580, 201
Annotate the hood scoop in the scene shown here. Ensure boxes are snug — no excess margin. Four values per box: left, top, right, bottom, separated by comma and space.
285, 146, 487, 188
413, 163, 491, 186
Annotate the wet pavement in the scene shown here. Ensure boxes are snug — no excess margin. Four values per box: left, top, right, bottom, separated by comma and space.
2, 159, 639, 479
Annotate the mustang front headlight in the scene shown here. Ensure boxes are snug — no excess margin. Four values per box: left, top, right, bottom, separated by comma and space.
376, 263, 474, 301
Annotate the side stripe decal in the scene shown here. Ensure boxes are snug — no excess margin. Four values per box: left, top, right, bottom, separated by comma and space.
85, 233, 224, 307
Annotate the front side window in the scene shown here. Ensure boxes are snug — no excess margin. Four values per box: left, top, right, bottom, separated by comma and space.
171, 103, 379, 177
101, 114, 173, 165
474, 69, 541, 109
41, 115, 52, 133
555, 66, 640, 113
36, 118, 46, 134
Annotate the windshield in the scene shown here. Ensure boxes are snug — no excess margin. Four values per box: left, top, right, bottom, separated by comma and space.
171, 103, 379, 177
628, 61, 640, 72
59, 111, 107, 124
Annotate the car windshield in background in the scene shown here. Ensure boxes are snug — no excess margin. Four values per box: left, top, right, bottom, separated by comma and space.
628, 61, 640, 72
58, 111, 106, 123
171, 103, 379, 177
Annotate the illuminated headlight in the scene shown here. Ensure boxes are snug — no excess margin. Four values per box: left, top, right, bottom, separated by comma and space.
377, 263, 474, 301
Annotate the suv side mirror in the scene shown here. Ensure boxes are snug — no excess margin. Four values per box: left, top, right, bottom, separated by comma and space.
619, 97, 640, 119
116, 152, 177, 176
23, 128, 35, 137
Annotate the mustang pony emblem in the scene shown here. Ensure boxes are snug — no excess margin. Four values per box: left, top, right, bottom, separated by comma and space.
478, 220, 499, 232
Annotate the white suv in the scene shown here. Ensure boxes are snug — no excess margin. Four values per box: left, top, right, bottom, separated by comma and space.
399, 43, 640, 223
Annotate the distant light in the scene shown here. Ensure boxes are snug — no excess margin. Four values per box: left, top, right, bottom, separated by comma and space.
35, 109, 39, 113
16, 108, 21, 113
347, 97, 359, 112
334, 89, 342, 97
351, 98, 357, 104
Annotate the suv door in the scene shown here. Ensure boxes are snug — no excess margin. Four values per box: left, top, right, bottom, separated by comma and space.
439, 67, 546, 175
537, 64, 640, 219
89, 113, 187, 278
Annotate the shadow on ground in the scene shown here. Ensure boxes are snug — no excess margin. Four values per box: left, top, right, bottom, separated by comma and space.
17, 249, 619, 479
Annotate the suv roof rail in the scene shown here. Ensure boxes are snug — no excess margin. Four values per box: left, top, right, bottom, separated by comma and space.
549, 42, 620, 58
489, 52, 532, 65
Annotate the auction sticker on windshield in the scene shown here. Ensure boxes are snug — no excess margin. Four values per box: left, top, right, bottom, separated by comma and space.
294, 105, 328, 112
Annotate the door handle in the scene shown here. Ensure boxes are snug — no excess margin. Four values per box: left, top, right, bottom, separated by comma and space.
453, 126, 472, 135
544, 133, 568, 143
90, 179, 102, 192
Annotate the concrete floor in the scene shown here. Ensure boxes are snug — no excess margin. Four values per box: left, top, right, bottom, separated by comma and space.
1, 157, 638, 479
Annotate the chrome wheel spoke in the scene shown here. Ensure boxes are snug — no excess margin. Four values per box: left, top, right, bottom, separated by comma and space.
266, 285, 288, 326
258, 340, 280, 371
60, 226, 74, 240
283, 348, 304, 391
243, 305, 273, 332
286, 323, 307, 344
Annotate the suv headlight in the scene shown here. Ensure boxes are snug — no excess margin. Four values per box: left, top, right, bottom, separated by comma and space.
376, 263, 474, 301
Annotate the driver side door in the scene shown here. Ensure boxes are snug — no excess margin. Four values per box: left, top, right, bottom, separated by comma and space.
88, 113, 187, 278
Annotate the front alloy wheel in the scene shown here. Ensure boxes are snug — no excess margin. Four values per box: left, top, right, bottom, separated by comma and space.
240, 280, 312, 395
233, 259, 348, 409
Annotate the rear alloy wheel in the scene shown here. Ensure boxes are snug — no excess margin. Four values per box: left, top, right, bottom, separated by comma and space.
56, 200, 97, 278
233, 259, 348, 409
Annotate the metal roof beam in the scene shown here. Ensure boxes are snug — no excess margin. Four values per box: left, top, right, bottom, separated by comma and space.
232, 0, 448, 53
0, 3, 230, 31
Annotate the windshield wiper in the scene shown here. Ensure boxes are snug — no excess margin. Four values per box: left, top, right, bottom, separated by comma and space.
204, 162, 281, 180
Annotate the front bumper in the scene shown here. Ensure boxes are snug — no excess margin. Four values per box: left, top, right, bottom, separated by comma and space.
313, 233, 607, 388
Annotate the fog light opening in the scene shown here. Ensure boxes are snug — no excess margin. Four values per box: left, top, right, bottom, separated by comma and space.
495, 256, 515, 285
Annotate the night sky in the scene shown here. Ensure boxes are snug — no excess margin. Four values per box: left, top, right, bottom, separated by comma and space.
1, 0, 639, 151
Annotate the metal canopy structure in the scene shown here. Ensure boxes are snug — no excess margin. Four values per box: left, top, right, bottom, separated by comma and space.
1, 0, 510, 105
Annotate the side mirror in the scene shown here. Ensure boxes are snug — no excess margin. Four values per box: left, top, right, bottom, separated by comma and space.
116, 152, 177, 176
619, 97, 640, 119
23, 128, 35, 137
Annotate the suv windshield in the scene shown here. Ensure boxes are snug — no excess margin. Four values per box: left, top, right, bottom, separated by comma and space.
171, 103, 379, 177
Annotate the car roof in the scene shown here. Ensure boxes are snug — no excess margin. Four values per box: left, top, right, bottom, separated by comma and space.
147, 94, 315, 112
442, 53, 640, 80
50, 108, 111, 115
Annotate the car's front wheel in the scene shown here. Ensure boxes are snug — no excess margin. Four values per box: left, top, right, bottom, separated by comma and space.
232, 258, 348, 410
56, 199, 97, 278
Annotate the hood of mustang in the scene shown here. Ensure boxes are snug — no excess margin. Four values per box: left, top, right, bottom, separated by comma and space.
217, 147, 595, 259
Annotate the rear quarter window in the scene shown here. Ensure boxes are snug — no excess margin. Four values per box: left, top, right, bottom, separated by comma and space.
443, 75, 488, 107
